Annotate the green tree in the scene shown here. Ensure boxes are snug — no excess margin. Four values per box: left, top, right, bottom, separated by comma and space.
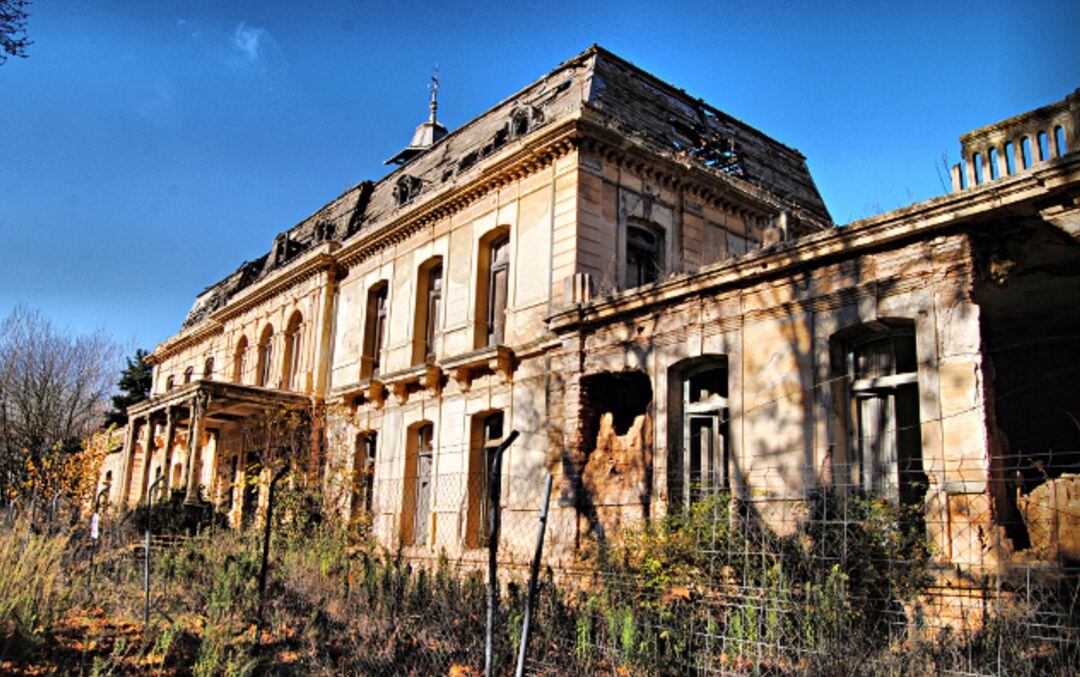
104, 349, 152, 426
0, 0, 31, 66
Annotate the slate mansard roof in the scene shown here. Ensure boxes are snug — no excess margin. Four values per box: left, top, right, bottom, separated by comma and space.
182, 45, 832, 329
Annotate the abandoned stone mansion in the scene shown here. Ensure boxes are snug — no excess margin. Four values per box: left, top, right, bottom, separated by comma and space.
98, 46, 1080, 574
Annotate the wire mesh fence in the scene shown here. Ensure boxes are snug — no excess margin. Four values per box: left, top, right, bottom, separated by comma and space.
2, 364, 1079, 674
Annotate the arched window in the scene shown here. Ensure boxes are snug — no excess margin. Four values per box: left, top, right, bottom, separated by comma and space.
362, 282, 389, 379
626, 221, 665, 288
282, 312, 303, 391
465, 411, 504, 548
475, 229, 510, 349
183, 366, 194, 384
413, 258, 443, 365
1054, 125, 1067, 156
233, 336, 248, 384
988, 147, 999, 179
203, 357, 214, 379
401, 422, 434, 546
256, 325, 274, 387
166, 375, 175, 392
1004, 141, 1016, 175
1021, 137, 1033, 169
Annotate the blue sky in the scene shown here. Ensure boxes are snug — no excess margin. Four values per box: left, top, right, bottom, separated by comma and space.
1, 0, 1077, 352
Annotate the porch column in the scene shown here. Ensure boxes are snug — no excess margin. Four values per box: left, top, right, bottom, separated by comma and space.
119, 415, 141, 507
138, 415, 155, 504
183, 394, 207, 505
161, 406, 177, 493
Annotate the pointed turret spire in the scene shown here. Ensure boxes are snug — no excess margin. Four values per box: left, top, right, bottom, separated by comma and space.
385, 65, 449, 166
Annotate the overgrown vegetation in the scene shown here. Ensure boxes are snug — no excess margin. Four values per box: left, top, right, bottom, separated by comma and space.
0, 487, 1077, 674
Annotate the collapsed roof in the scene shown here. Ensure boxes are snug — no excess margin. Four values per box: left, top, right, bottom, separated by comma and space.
182, 45, 832, 329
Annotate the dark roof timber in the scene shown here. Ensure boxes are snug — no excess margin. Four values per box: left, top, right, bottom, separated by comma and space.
181, 45, 830, 330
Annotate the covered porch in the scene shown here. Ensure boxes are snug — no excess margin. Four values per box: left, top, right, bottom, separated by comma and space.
117, 380, 311, 526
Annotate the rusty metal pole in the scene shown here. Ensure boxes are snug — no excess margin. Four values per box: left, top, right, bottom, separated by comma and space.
255, 464, 289, 648
485, 430, 519, 677
515, 472, 553, 677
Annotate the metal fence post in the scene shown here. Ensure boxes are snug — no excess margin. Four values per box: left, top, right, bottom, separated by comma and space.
486, 430, 519, 677
515, 472, 553, 677
87, 484, 109, 596
145, 475, 165, 628
255, 464, 289, 647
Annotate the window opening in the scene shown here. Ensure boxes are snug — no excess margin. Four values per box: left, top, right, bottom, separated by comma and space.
626, 223, 664, 288
467, 412, 504, 548
846, 327, 926, 506
487, 235, 510, 346
363, 284, 388, 378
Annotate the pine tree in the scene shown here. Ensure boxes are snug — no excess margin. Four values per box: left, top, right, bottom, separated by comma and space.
105, 348, 152, 426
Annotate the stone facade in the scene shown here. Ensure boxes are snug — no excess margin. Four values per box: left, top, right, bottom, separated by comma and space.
102, 47, 1080, 576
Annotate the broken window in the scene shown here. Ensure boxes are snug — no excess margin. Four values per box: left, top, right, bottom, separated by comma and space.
256, 325, 274, 388
626, 222, 664, 288
668, 357, 730, 508
413, 259, 443, 365
401, 422, 434, 546
840, 322, 926, 506
203, 357, 214, 379
476, 231, 510, 348
183, 367, 194, 384
466, 411, 504, 548
166, 375, 175, 392
282, 312, 303, 391
362, 282, 389, 379
233, 336, 248, 384
394, 175, 422, 207
512, 108, 530, 138
352, 432, 377, 523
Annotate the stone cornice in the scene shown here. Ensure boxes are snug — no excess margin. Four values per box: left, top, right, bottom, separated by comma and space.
149, 244, 340, 364
336, 117, 583, 268
549, 153, 1080, 332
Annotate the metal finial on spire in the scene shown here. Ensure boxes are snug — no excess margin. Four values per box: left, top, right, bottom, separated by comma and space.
429, 65, 439, 124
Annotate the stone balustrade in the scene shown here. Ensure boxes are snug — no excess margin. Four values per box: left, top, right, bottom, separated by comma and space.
951, 89, 1078, 191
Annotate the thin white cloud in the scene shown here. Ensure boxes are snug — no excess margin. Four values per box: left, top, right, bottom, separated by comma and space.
231, 22, 269, 62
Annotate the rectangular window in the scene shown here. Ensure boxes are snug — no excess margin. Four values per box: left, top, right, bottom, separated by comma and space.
681, 364, 729, 505
626, 224, 664, 288
846, 328, 926, 506
352, 433, 377, 522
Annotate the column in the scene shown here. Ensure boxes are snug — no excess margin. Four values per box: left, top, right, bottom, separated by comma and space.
139, 415, 155, 503
161, 406, 177, 492
994, 143, 1008, 178
119, 416, 140, 507
183, 394, 206, 505
313, 269, 338, 398
963, 154, 976, 188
